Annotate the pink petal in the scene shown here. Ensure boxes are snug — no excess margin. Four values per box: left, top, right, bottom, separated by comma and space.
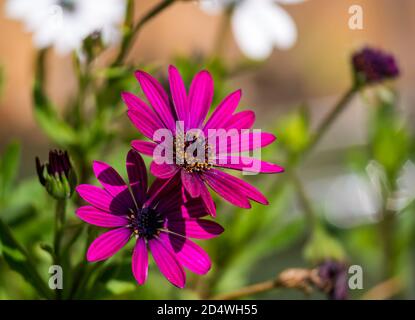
168, 65, 188, 123
145, 176, 180, 208
150, 161, 179, 179
181, 170, 201, 198
127, 110, 163, 141
148, 237, 185, 288
122, 92, 165, 140
86, 228, 131, 262
76, 206, 128, 228
161, 233, 211, 275
135, 70, 176, 131
132, 238, 148, 285
131, 140, 157, 156
217, 132, 276, 154
188, 70, 213, 129
204, 169, 268, 206
126, 150, 148, 206
224, 110, 255, 130
199, 181, 216, 217
215, 156, 284, 173
76, 184, 128, 215
204, 90, 242, 131
168, 218, 224, 239
92, 161, 135, 210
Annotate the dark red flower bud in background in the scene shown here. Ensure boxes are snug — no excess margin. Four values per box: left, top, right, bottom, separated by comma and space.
318, 260, 348, 300
352, 47, 399, 87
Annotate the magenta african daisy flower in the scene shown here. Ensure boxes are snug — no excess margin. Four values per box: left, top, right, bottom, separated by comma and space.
122, 66, 284, 216
75, 150, 224, 288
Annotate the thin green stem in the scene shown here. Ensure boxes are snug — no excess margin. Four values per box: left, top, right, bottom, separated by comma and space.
304, 87, 357, 159
113, 0, 175, 66
290, 171, 317, 233
0, 218, 53, 299
53, 199, 66, 300
212, 7, 232, 58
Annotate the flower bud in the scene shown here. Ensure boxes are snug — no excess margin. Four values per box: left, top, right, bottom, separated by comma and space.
318, 260, 348, 300
35, 150, 76, 199
352, 47, 399, 87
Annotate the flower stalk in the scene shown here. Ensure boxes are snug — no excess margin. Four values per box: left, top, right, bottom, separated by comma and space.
211, 267, 324, 300
113, 0, 176, 66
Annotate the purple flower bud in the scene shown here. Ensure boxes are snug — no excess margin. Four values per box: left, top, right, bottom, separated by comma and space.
36, 150, 76, 199
352, 47, 399, 86
318, 260, 348, 300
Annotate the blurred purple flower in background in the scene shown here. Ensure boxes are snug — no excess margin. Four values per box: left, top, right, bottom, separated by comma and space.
352, 47, 399, 86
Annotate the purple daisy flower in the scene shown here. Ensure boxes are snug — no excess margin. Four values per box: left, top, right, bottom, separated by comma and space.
122, 66, 284, 216
75, 150, 224, 288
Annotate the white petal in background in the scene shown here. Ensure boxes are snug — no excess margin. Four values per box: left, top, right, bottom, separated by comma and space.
5, 0, 126, 55
231, 0, 298, 60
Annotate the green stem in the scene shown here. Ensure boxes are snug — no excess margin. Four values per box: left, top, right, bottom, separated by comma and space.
212, 7, 232, 58
303, 87, 357, 159
379, 208, 396, 278
0, 218, 53, 299
53, 199, 66, 300
113, 0, 175, 66
290, 171, 317, 233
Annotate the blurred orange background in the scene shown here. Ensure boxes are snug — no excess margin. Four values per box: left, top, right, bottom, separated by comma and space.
0, 0, 414, 176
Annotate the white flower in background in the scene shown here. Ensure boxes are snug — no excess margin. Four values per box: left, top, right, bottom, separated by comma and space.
5, 0, 126, 55
200, 0, 306, 60
322, 161, 415, 228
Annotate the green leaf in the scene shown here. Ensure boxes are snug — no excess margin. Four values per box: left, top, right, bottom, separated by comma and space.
303, 225, 346, 264
0, 218, 52, 299
0, 141, 21, 199
277, 106, 311, 156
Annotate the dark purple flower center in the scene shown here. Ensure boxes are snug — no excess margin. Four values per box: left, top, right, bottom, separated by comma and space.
129, 207, 164, 240
174, 134, 213, 173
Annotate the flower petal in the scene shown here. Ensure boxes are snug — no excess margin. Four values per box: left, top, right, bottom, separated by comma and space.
202, 170, 251, 208
232, 0, 297, 60
86, 228, 131, 262
132, 238, 148, 285
214, 132, 276, 154
168, 218, 224, 239
127, 110, 163, 141
168, 65, 188, 123
92, 161, 135, 210
126, 149, 148, 206
224, 110, 255, 130
76, 184, 128, 215
188, 70, 213, 129
199, 181, 216, 217
205, 169, 268, 205
181, 170, 202, 198
148, 237, 186, 288
204, 90, 242, 131
161, 232, 211, 275
215, 156, 285, 173
131, 140, 157, 156
135, 70, 176, 131
76, 206, 128, 228
122, 92, 165, 139
151, 161, 179, 179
